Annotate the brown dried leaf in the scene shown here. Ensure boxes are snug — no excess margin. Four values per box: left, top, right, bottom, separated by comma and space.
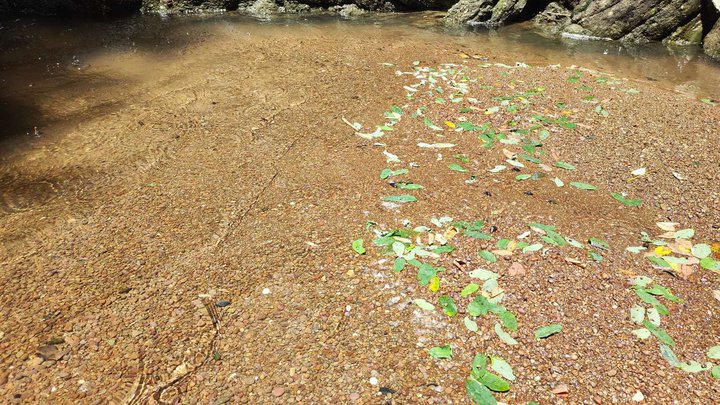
674, 264, 696, 280
508, 262, 526, 276
552, 384, 569, 395
564, 257, 586, 268
656, 222, 678, 231
667, 240, 692, 255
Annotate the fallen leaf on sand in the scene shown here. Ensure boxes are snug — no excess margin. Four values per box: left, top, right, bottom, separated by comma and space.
656, 222, 678, 231
674, 264, 695, 280
714, 290, 720, 303
564, 257, 586, 268
508, 262, 526, 276
552, 384, 569, 395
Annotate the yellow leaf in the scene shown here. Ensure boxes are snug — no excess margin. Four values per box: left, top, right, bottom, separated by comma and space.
445, 121, 456, 129
444, 226, 458, 241
654, 246, 671, 256
429, 276, 440, 292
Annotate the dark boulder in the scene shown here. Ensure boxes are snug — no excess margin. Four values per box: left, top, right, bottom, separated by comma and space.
533, 2, 572, 34
573, 0, 701, 42
703, 0, 720, 58
445, 0, 537, 27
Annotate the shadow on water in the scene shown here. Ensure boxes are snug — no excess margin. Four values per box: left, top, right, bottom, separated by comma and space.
0, 11, 718, 151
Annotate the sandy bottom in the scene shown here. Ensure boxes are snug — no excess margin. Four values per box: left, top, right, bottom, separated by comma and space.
0, 16, 719, 404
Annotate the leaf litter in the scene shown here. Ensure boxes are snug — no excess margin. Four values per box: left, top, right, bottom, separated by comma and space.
349, 60, 719, 403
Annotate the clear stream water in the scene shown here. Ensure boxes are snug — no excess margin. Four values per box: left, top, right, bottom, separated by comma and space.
1, 11, 718, 146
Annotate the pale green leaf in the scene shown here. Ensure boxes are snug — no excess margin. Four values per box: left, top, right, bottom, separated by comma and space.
489, 356, 516, 381
414, 299, 435, 311
494, 323, 518, 345
534, 324, 562, 340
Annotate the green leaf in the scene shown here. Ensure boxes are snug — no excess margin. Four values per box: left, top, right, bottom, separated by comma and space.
633, 288, 669, 315
392, 241, 405, 257
674, 228, 694, 239
461, 283, 481, 298
555, 117, 577, 129
700, 257, 720, 271
588, 250, 603, 262
380, 168, 408, 179
570, 182, 597, 190
466, 379, 497, 405
500, 311, 518, 331
494, 323, 518, 345
472, 354, 487, 371
701, 98, 716, 105
647, 307, 661, 326
438, 295, 458, 316
610, 192, 642, 207
428, 345, 452, 359
645, 284, 682, 303
417, 264, 438, 286
449, 163, 469, 173
555, 161, 576, 171
478, 250, 497, 263
691, 244, 711, 259
485, 277, 502, 293
660, 344, 681, 367
632, 328, 651, 339
396, 183, 423, 190
630, 306, 645, 324
393, 257, 406, 273
469, 269, 499, 280
679, 361, 713, 373
464, 316, 479, 332
647, 255, 671, 268
468, 296, 505, 317
643, 320, 675, 346
465, 230, 492, 240
712, 365, 720, 379
515, 174, 532, 181
522, 244, 543, 253
478, 371, 510, 392
707, 345, 720, 360
489, 356, 516, 381
534, 324, 562, 340
414, 299, 435, 311
352, 239, 365, 254
383, 195, 417, 203
588, 237, 609, 250
632, 276, 653, 287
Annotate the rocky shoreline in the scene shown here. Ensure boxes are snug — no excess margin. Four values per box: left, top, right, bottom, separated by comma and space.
1, 0, 719, 58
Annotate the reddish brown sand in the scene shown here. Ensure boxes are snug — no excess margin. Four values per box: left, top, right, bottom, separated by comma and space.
0, 17, 719, 404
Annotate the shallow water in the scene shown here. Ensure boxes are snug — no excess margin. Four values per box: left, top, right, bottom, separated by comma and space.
0, 11, 718, 148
